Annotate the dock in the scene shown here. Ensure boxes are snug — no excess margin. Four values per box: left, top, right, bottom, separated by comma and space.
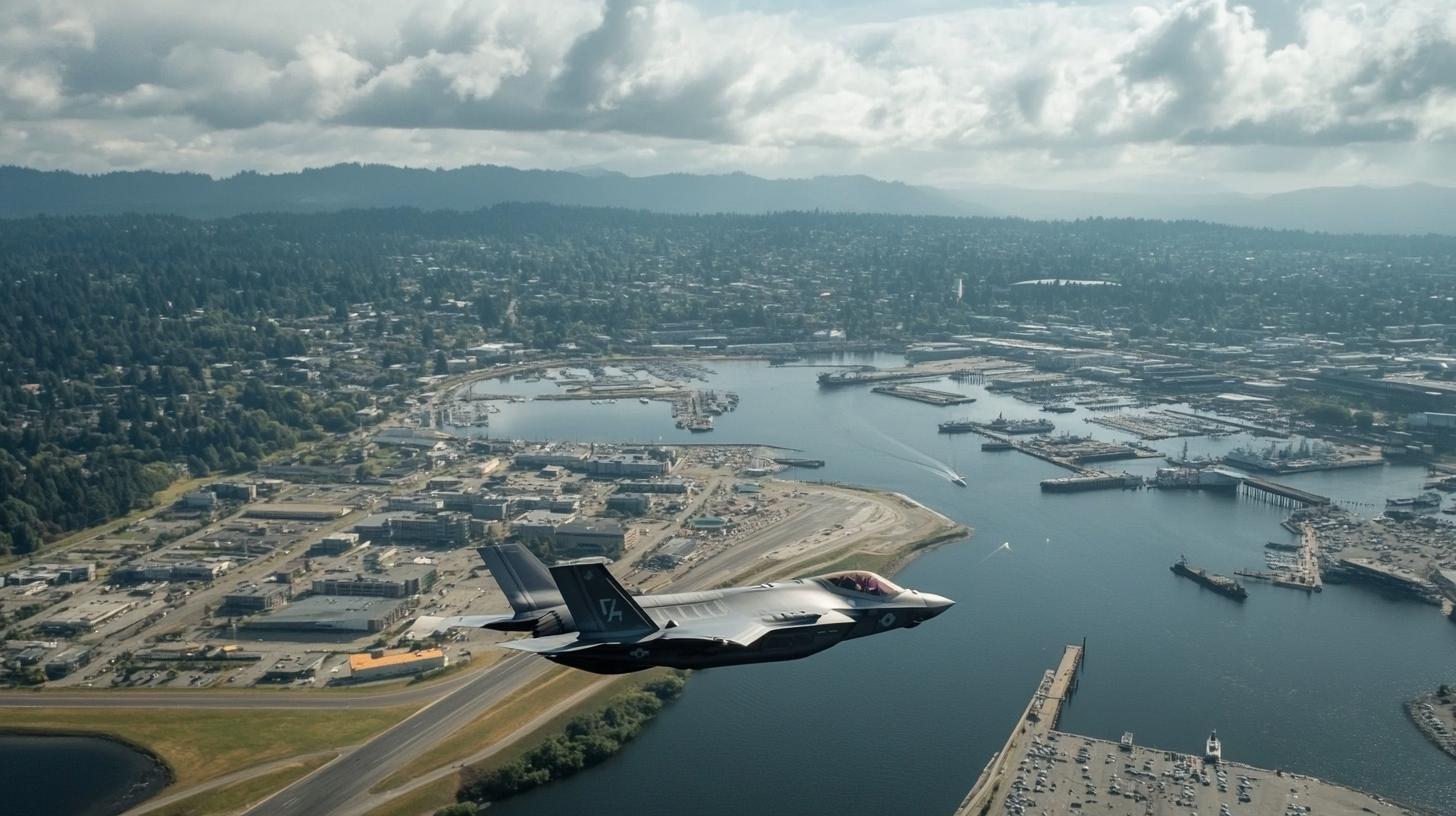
871, 384, 977, 406
1236, 522, 1322, 592
952, 643, 1427, 816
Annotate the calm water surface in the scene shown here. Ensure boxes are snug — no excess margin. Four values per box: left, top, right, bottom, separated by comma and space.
0, 734, 168, 816
475, 354, 1456, 816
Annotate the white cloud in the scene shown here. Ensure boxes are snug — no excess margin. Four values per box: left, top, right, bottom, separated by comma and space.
0, 0, 1453, 190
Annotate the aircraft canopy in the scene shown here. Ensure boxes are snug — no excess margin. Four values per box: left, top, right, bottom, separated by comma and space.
820, 571, 903, 597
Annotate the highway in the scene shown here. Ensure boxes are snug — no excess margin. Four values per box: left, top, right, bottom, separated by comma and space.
242, 654, 550, 816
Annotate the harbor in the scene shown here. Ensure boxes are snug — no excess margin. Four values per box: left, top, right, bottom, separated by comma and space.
433, 354, 1456, 816
953, 645, 1428, 816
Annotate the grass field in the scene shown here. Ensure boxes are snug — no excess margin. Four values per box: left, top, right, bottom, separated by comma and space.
361, 775, 459, 816
144, 754, 335, 816
1, 706, 415, 786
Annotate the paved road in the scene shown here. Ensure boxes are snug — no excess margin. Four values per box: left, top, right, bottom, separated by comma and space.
242, 654, 550, 816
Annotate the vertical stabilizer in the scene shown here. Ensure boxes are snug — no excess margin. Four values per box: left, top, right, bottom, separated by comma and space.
477, 544, 564, 614
548, 561, 657, 639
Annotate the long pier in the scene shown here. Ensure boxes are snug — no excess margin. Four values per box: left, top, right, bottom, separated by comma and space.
871, 384, 977, 406
1238, 474, 1331, 507
953, 644, 1083, 816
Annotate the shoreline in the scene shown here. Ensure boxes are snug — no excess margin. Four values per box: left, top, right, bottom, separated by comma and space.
1405, 693, 1456, 763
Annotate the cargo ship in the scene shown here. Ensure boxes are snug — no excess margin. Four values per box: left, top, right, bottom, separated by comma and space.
938, 418, 978, 434
988, 414, 1054, 434
981, 440, 1013, 451
1171, 556, 1248, 601
1040, 403, 1075, 413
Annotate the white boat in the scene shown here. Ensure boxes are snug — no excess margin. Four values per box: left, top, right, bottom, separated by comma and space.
639, 397, 651, 404
949, 474, 967, 487
1205, 730, 1222, 763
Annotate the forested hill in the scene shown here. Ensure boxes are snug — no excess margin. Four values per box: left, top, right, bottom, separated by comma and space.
1, 205, 1453, 556
0, 164, 984, 219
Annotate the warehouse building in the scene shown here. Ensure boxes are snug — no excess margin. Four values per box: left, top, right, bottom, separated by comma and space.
606, 493, 653, 516
585, 453, 672, 477
309, 532, 360, 556
313, 565, 437, 599
211, 482, 258, 501
45, 646, 95, 679
364, 546, 399, 572
242, 596, 408, 634
4, 562, 94, 586
390, 512, 472, 548
554, 518, 632, 559
243, 503, 350, 521
222, 584, 291, 614
38, 600, 135, 635
348, 648, 447, 683
619, 478, 690, 494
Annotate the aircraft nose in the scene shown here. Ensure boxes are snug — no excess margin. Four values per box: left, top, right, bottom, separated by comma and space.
919, 592, 955, 617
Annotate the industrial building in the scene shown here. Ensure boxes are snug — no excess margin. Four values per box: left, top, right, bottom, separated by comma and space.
513, 509, 577, 539
313, 565, 437, 598
554, 518, 632, 558
181, 491, 218, 510
347, 648, 447, 683
222, 584, 291, 614
4, 562, 95, 586
38, 600, 135, 635
45, 646, 95, 679
211, 482, 258, 501
619, 478, 690, 494
389, 512, 472, 548
243, 503, 350, 521
242, 596, 409, 634
607, 492, 653, 515
309, 532, 360, 556
364, 546, 399, 572
585, 453, 672, 477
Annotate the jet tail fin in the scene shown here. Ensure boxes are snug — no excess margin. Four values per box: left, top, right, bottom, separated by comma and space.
478, 543, 564, 614
548, 560, 657, 639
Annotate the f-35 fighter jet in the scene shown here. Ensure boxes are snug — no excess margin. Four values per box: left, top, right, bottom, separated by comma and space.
443, 543, 953, 674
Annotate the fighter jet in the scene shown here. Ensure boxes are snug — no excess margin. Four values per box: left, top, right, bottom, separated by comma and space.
441, 543, 953, 674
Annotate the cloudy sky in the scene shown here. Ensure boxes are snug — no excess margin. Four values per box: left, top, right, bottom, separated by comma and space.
2, 0, 1454, 193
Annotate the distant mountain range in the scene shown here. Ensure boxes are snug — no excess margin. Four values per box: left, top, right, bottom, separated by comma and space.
2, 164, 1452, 235
0, 164, 984, 220
958, 182, 1456, 236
